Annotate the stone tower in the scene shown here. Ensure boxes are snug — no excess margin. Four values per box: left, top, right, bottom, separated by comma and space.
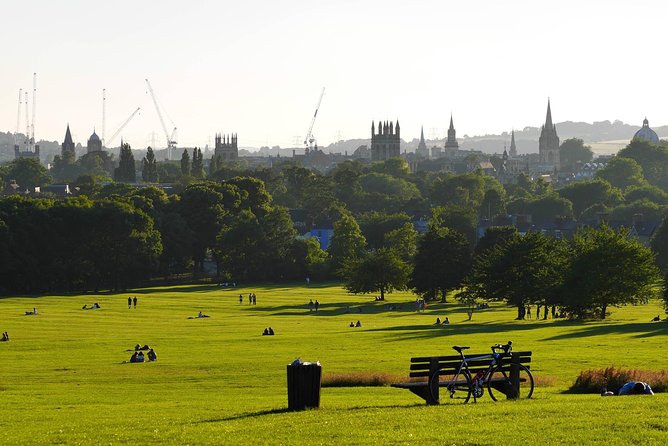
214, 133, 238, 161
371, 120, 401, 161
416, 126, 429, 158
539, 99, 560, 170
444, 114, 458, 149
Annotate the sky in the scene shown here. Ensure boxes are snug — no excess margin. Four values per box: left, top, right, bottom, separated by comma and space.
1, 0, 666, 151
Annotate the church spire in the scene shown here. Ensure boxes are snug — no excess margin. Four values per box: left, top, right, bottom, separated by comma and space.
64, 124, 73, 146
545, 98, 553, 129
420, 126, 425, 143
449, 113, 455, 131
509, 129, 517, 157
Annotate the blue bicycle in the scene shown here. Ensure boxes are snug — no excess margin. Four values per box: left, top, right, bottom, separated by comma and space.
437, 341, 534, 403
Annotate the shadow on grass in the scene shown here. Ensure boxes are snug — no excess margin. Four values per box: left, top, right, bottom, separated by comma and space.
364, 320, 546, 342
542, 321, 668, 340
198, 403, 426, 423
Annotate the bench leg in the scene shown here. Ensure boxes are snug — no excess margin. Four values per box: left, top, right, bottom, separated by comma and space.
427, 358, 439, 405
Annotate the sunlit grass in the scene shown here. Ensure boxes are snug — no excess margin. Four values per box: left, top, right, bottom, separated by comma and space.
0, 283, 666, 444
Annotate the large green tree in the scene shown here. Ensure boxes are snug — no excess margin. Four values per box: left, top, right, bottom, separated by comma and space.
114, 142, 136, 183
141, 147, 159, 183
559, 138, 593, 171
328, 213, 367, 273
0, 157, 52, 190
561, 225, 660, 319
341, 248, 410, 300
410, 226, 472, 301
595, 157, 646, 190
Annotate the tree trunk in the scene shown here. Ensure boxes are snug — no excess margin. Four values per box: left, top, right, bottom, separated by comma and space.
543, 305, 548, 320
380, 287, 385, 300
600, 304, 607, 320
516, 304, 524, 320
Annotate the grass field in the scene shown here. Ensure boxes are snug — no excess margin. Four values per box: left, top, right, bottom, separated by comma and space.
1, 283, 667, 445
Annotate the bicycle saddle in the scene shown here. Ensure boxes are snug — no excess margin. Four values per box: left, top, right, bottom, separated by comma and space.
452, 346, 470, 353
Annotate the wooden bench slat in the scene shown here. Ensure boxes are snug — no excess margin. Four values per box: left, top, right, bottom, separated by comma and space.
409, 351, 532, 363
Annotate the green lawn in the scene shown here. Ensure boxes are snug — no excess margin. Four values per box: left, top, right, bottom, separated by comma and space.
0, 283, 666, 445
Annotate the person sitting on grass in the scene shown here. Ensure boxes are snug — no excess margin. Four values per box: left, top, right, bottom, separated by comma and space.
137, 351, 145, 362
349, 322, 355, 327
268, 327, 275, 335
134, 344, 141, 351
82, 304, 88, 310
444, 317, 450, 325
651, 315, 661, 322
263, 328, 269, 336
435, 317, 441, 325
1, 332, 9, 342
355, 320, 362, 327
618, 381, 654, 395
147, 349, 157, 362
130, 352, 139, 363
92, 303, 100, 309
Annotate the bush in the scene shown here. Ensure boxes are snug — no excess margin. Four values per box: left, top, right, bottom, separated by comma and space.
569, 366, 668, 394
322, 371, 400, 387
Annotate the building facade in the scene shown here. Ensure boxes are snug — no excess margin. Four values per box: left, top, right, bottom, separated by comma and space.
371, 120, 400, 161
214, 133, 238, 160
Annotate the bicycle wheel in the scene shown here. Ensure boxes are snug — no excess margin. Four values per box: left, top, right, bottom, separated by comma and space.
487, 364, 534, 401
434, 370, 473, 403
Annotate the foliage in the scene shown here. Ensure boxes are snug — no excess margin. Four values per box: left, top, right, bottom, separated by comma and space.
341, 248, 411, 299
559, 138, 593, 171
609, 199, 665, 223
570, 366, 668, 394
358, 211, 411, 250
650, 215, 668, 271
618, 139, 668, 190
180, 149, 191, 176
384, 222, 418, 262
464, 231, 567, 319
595, 156, 646, 190
0, 157, 52, 190
558, 179, 622, 218
473, 225, 518, 257
624, 185, 668, 206
328, 213, 367, 273
114, 142, 136, 183
410, 226, 472, 301
506, 194, 573, 224
141, 146, 159, 183
560, 225, 661, 319
191, 147, 204, 178
429, 205, 478, 247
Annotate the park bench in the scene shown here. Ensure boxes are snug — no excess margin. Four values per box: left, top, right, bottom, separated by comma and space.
392, 350, 532, 405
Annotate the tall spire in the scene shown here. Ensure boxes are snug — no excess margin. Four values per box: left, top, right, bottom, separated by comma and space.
509, 129, 517, 157
449, 113, 455, 131
420, 126, 425, 143
64, 124, 73, 145
545, 98, 553, 129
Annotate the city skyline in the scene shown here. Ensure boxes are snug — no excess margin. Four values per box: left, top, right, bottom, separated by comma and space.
2, 0, 667, 150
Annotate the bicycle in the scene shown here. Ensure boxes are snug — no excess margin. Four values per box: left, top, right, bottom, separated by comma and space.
432, 341, 534, 403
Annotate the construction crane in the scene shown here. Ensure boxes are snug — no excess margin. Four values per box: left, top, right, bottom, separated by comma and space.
102, 89, 106, 147
15, 88, 22, 147
30, 73, 36, 150
106, 107, 141, 147
145, 78, 177, 159
304, 87, 325, 154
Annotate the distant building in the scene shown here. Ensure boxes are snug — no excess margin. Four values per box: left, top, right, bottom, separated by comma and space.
62, 124, 76, 160
416, 126, 429, 158
214, 133, 238, 160
632, 118, 660, 144
371, 120, 401, 161
86, 130, 102, 154
538, 99, 560, 170
444, 114, 459, 149
509, 129, 518, 157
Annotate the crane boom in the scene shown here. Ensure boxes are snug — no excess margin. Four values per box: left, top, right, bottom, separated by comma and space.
145, 79, 177, 153
304, 87, 325, 149
106, 107, 141, 147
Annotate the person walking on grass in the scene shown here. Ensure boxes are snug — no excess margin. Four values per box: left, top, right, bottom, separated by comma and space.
128, 297, 132, 309
133, 296, 137, 309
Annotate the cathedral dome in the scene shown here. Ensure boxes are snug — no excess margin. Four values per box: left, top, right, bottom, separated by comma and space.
89, 131, 100, 142
633, 118, 660, 144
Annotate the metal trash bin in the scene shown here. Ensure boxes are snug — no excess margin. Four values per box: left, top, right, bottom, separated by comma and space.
287, 359, 321, 411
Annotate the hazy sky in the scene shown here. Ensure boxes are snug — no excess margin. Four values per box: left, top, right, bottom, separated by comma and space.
1, 0, 666, 151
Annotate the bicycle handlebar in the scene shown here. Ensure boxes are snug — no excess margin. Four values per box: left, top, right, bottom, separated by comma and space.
491, 341, 513, 354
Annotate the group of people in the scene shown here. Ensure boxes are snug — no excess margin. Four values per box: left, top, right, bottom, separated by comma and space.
24, 308, 37, 316
374, 295, 385, 301
308, 299, 320, 313
240, 293, 258, 305
129, 344, 157, 362
349, 320, 362, 327
262, 327, 275, 336
82, 303, 101, 310
130, 349, 157, 363
651, 315, 663, 322
414, 299, 427, 312
1, 331, 9, 342
127, 296, 138, 309
435, 317, 450, 325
